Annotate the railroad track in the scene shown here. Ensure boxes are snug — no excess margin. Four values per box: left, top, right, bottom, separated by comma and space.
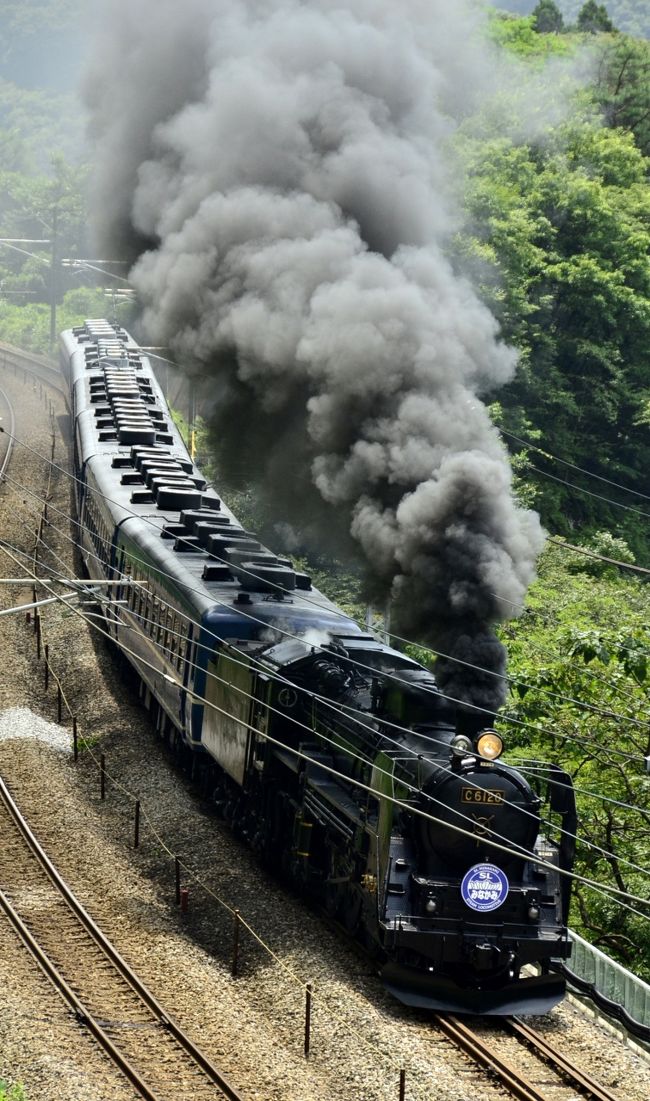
0, 382, 15, 480
0, 773, 246, 1101
435, 1012, 623, 1101
0, 339, 66, 398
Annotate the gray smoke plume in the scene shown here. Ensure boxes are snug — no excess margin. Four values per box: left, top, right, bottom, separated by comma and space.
85, 0, 548, 710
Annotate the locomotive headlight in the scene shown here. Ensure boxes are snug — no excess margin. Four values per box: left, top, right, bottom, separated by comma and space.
476, 731, 503, 761
451, 735, 473, 758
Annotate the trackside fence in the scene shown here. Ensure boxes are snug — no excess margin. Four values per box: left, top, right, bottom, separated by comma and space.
565, 930, 650, 1040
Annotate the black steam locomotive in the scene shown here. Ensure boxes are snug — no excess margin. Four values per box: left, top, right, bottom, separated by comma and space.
61, 319, 576, 1015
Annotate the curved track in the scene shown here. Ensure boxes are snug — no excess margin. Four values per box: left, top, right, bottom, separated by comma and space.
0, 382, 15, 480
0, 339, 66, 398
0, 774, 245, 1101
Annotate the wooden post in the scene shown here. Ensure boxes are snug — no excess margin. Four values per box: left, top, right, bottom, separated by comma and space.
304, 983, 313, 1057
232, 909, 241, 977
399, 1069, 406, 1101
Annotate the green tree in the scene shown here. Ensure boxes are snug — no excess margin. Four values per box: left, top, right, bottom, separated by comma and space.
591, 34, 650, 159
532, 0, 565, 32
577, 1, 616, 33
456, 120, 650, 553
501, 543, 650, 977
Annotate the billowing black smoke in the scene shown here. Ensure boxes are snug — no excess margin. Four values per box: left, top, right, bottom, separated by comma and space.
84, 0, 546, 710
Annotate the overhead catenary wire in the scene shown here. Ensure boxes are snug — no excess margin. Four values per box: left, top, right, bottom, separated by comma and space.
5, 371, 650, 753
4, 457, 648, 775
15, 503, 650, 846
5, 526, 650, 902
528, 464, 650, 522
2, 412, 648, 748
499, 427, 650, 504
10, 521, 650, 857
2, 367, 647, 911
546, 536, 650, 578
4, 532, 650, 915
385, 625, 650, 733
4, 418, 650, 723
3, 529, 561, 848
6, 438, 650, 792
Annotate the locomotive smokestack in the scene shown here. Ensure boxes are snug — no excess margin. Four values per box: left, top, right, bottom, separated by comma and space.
84, 0, 547, 710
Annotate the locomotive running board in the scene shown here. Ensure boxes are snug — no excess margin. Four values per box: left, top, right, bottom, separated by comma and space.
381, 962, 567, 1016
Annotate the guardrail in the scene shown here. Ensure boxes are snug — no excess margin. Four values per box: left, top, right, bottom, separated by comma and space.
563, 930, 650, 1042
0, 339, 65, 396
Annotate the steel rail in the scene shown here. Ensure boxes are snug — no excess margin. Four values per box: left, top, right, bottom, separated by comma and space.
435, 1015, 552, 1101
508, 1016, 624, 1101
0, 383, 15, 481
0, 887, 163, 1101
0, 774, 246, 1101
0, 339, 66, 396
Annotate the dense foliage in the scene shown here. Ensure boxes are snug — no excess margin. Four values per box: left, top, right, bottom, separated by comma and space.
496, 0, 650, 38
0, 1081, 26, 1101
456, 122, 650, 554
502, 543, 650, 975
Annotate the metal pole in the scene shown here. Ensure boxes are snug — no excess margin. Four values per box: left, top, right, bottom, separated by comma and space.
73, 716, 78, 761
100, 754, 106, 800
175, 856, 181, 905
232, 908, 240, 977
49, 207, 58, 352
134, 800, 140, 849
57, 684, 62, 723
304, 983, 312, 1057
35, 612, 41, 659
44, 644, 49, 689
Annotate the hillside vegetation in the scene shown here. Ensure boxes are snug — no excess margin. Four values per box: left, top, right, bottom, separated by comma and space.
495, 0, 649, 38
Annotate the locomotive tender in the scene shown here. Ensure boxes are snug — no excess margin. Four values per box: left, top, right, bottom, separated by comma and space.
61, 319, 576, 1015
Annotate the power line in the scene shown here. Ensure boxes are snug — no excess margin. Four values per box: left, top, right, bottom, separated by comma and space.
3, 425, 649, 763
4, 457, 647, 771
546, 536, 650, 577
16, 513, 650, 856
9, 493, 650, 871
528, 464, 650, 521
4, 538, 649, 920
500, 428, 650, 504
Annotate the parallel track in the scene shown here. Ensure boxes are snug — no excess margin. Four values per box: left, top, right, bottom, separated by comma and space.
0, 339, 66, 397
0, 773, 246, 1101
0, 382, 15, 480
506, 1016, 624, 1101
435, 1013, 623, 1101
